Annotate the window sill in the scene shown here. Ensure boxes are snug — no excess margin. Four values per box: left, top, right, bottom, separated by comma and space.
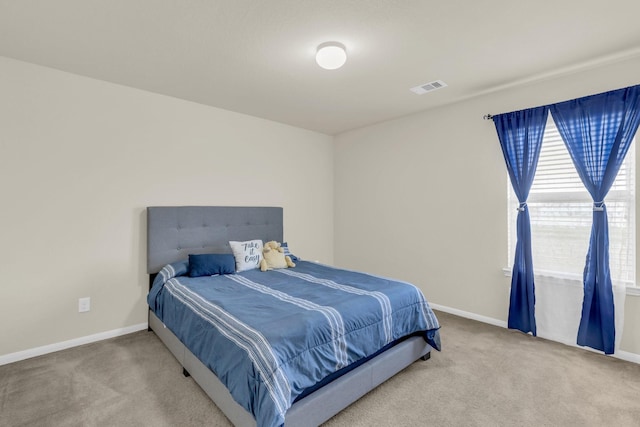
502, 267, 640, 296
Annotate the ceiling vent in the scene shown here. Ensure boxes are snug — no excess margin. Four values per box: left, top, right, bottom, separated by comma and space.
410, 80, 448, 95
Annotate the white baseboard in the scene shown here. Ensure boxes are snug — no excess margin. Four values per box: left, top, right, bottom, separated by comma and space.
616, 350, 640, 364
3, 305, 639, 367
429, 303, 508, 328
0, 323, 148, 366
430, 303, 639, 364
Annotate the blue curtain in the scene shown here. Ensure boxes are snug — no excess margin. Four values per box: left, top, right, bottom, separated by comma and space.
549, 85, 640, 354
493, 106, 549, 336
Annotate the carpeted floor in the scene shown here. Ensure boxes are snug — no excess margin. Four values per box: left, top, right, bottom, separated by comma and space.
1, 311, 639, 426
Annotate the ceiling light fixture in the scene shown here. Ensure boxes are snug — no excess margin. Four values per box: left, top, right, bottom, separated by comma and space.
315, 42, 347, 70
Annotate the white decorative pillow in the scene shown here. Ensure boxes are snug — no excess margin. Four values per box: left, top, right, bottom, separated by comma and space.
229, 240, 264, 272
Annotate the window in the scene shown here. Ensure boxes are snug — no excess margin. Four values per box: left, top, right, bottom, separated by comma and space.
507, 115, 636, 286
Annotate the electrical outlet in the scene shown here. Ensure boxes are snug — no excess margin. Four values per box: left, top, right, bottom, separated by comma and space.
78, 297, 91, 313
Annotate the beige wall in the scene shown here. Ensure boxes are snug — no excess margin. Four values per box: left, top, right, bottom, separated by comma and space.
0, 57, 333, 357
334, 56, 640, 356
3, 52, 640, 361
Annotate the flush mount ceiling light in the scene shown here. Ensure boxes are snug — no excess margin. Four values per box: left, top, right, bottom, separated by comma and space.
315, 42, 347, 70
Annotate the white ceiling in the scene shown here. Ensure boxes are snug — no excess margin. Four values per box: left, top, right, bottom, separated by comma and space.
1, 0, 640, 135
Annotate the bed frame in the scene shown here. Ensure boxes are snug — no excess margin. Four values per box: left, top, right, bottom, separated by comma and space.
147, 206, 432, 426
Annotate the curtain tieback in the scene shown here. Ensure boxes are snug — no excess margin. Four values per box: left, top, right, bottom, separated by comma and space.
517, 202, 527, 212
593, 201, 605, 212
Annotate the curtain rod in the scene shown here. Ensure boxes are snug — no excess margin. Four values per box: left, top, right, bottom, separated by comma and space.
482, 84, 640, 121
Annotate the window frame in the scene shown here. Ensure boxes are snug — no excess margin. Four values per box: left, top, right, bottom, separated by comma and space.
505, 116, 638, 294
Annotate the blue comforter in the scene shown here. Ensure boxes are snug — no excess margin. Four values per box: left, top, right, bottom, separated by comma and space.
148, 261, 440, 427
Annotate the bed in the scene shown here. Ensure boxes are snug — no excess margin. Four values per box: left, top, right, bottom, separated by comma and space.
146, 206, 440, 427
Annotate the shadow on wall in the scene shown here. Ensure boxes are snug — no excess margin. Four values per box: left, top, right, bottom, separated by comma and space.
125, 207, 148, 327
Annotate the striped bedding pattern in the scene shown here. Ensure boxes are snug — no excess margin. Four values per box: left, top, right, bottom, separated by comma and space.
148, 260, 440, 427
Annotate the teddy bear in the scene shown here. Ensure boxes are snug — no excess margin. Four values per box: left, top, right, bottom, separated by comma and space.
260, 241, 296, 272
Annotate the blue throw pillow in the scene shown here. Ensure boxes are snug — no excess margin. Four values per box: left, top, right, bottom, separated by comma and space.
188, 254, 236, 277
281, 242, 299, 262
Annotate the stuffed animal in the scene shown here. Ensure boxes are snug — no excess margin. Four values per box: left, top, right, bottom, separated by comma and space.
260, 241, 296, 272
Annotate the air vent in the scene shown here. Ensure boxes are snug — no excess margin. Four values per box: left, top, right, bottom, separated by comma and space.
410, 80, 448, 95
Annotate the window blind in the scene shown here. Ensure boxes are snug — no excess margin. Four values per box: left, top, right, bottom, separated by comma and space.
508, 116, 636, 285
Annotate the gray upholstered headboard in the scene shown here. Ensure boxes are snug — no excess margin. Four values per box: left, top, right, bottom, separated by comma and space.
147, 206, 283, 274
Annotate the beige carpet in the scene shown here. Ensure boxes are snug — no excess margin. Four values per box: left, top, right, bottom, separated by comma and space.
1, 311, 639, 426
